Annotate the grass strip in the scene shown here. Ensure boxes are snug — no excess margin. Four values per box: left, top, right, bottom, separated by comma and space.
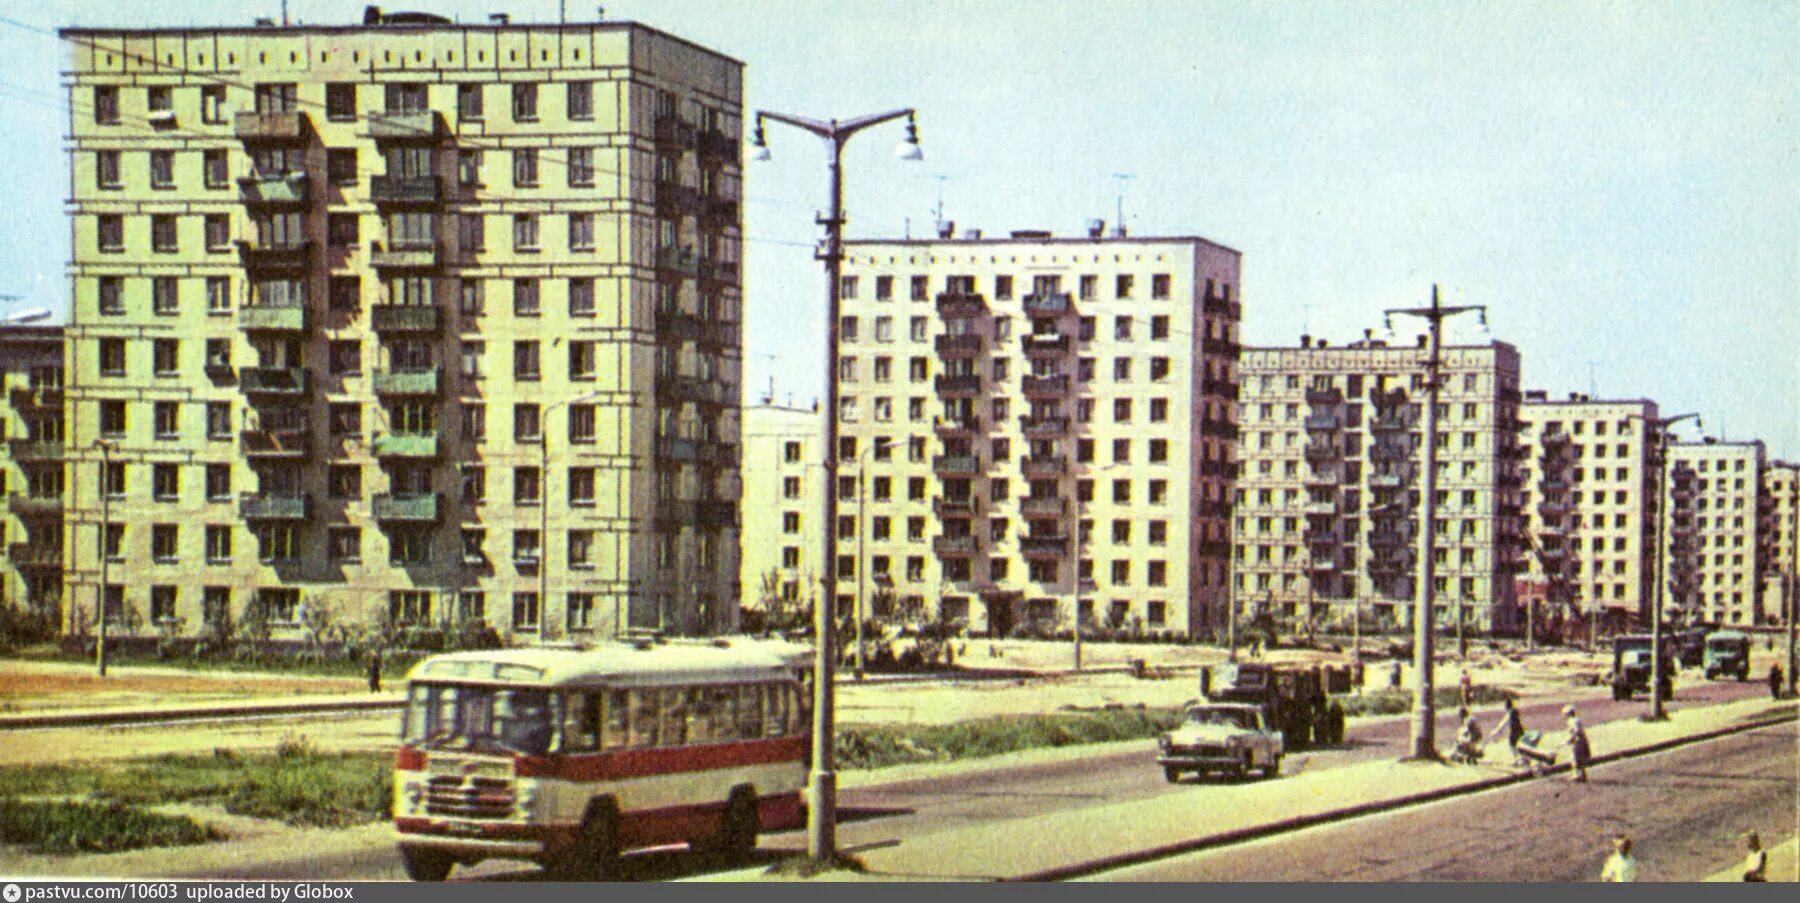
0, 799, 221, 855
837, 706, 1186, 770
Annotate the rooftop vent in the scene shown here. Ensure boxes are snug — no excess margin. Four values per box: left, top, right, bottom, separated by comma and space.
362, 5, 382, 24
936, 220, 955, 240
1416, 334, 1428, 348
1010, 229, 1052, 240
1087, 219, 1106, 238
961, 229, 983, 240
1300, 334, 1312, 348
490, 12, 511, 25
254, 16, 276, 27
1525, 389, 1549, 402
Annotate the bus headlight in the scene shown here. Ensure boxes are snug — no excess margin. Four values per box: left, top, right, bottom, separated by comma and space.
514, 778, 538, 815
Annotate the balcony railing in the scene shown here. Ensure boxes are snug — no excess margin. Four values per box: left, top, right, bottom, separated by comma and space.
1020, 456, 1067, 478
934, 374, 982, 395
1304, 386, 1343, 406
653, 113, 698, 147
233, 111, 306, 142
6, 542, 61, 568
1021, 292, 1073, 316
1303, 442, 1340, 462
1018, 416, 1068, 437
238, 172, 310, 206
239, 302, 309, 332
235, 240, 312, 271
241, 426, 311, 457
933, 496, 981, 517
1019, 496, 1066, 517
1021, 375, 1070, 397
935, 334, 983, 355
1202, 379, 1241, 401
656, 436, 699, 462
8, 495, 63, 518
697, 500, 737, 528
1304, 500, 1338, 516
372, 492, 442, 523
935, 292, 987, 318
1020, 333, 1071, 355
371, 433, 439, 458
369, 241, 439, 269
1368, 473, 1406, 489
372, 368, 441, 396
657, 375, 730, 407
697, 128, 737, 161
655, 309, 703, 342
1200, 421, 1240, 440
932, 535, 978, 557
1019, 535, 1069, 557
655, 181, 702, 216
367, 110, 441, 141
1370, 415, 1412, 433
932, 454, 980, 475
370, 305, 442, 333
369, 175, 442, 205
7, 439, 64, 461
700, 257, 740, 285
1304, 414, 1340, 431
240, 367, 310, 397
239, 492, 310, 521
8, 387, 63, 409
934, 416, 982, 437
656, 245, 700, 277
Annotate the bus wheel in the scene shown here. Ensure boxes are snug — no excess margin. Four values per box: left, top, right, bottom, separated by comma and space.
399, 846, 454, 882
709, 791, 759, 859
555, 801, 620, 880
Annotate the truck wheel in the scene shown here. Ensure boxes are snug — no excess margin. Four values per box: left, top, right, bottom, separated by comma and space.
1163, 766, 1182, 784
1737, 670, 1747, 683
1611, 685, 1627, 701
399, 847, 454, 882
553, 801, 620, 880
1331, 706, 1347, 744
699, 790, 758, 859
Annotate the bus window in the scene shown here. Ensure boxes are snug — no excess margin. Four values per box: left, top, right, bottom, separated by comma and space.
687, 688, 715, 744
737, 684, 763, 738
629, 689, 661, 747
709, 687, 737, 740
764, 682, 788, 738
562, 692, 600, 752
663, 688, 690, 746
603, 688, 630, 749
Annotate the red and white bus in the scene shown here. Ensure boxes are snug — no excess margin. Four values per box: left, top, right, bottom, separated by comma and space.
391, 638, 812, 880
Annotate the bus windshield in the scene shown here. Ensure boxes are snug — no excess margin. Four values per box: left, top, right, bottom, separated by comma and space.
403, 683, 556, 756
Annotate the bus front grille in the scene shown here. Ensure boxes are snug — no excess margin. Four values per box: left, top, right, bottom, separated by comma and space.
425, 775, 516, 819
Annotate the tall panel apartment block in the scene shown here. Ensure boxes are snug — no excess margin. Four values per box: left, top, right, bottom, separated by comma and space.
59, 15, 743, 643
1236, 334, 1526, 633
738, 403, 828, 621
1665, 440, 1769, 627
1763, 461, 1800, 630
1, 326, 67, 617
1517, 393, 1659, 630
835, 230, 1242, 638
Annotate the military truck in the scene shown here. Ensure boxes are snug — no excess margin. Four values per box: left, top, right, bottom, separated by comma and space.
1609, 634, 1675, 701
1703, 631, 1750, 681
1205, 661, 1349, 749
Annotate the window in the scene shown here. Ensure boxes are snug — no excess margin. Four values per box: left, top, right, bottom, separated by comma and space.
1152, 274, 1171, 299
1116, 274, 1135, 298
569, 468, 596, 506
569, 404, 596, 444
152, 277, 179, 315
514, 404, 542, 442
152, 214, 178, 252
153, 339, 179, 375
513, 530, 542, 565
1079, 275, 1097, 300
512, 83, 539, 121
96, 150, 122, 189
95, 85, 119, 124
461, 343, 486, 381
99, 338, 126, 376
513, 148, 539, 186
566, 80, 594, 119
513, 214, 540, 252
326, 276, 359, 311
461, 464, 487, 502
329, 528, 361, 563
911, 275, 929, 300
570, 214, 594, 251
205, 464, 230, 500
207, 278, 231, 313
513, 593, 541, 630
153, 463, 179, 500
327, 148, 357, 185
458, 214, 485, 253
258, 527, 298, 563
514, 280, 540, 317
151, 586, 177, 622
459, 149, 483, 186
329, 213, 359, 245
205, 525, 232, 563
382, 83, 424, 114
97, 214, 124, 252
206, 404, 231, 440
329, 403, 361, 436
147, 86, 171, 113
326, 83, 356, 119
569, 341, 596, 379
204, 214, 230, 250
329, 340, 361, 375
457, 84, 484, 121
388, 528, 431, 565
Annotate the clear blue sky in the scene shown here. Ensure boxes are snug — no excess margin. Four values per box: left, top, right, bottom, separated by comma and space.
3, 1, 1794, 457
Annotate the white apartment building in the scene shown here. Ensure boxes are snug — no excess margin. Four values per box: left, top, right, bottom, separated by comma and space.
738, 403, 826, 621
834, 228, 1243, 637
1666, 439, 1768, 626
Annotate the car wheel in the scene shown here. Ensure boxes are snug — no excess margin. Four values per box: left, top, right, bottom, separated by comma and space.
1235, 752, 1252, 780
1163, 766, 1182, 784
399, 847, 454, 882
1264, 755, 1282, 778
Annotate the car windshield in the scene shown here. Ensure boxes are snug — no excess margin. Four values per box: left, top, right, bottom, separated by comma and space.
1186, 707, 1254, 729
402, 683, 557, 756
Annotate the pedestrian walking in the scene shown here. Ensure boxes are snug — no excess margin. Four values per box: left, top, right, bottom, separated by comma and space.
1742, 830, 1768, 882
1769, 664, 1784, 701
1600, 834, 1638, 882
1487, 697, 1526, 766
1459, 669, 1475, 708
1562, 704, 1590, 783
367, 650, 382, 693
1390, 660, 1404, 689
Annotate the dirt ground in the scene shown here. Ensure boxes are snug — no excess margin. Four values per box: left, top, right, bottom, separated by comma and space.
0, 659, 367, 713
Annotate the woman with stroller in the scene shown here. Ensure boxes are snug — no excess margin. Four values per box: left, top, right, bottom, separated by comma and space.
1451, 707, 1484, 764
1487, 696, 1527, 766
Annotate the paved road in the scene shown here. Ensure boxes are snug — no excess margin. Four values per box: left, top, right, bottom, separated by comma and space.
1087, 722, 1798, 881
175, 677, 1766, 881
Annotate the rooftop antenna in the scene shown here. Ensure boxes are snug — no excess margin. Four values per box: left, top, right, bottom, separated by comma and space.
1586, 360, 1602, 397
758, 353, 778, 405
1300, 301, 1314, 336
281, 0, 288, 25
1112, 173, 1135, 237
933, 175, 950, 225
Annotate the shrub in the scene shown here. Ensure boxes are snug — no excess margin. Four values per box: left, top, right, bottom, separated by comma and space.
0, 602, 60, 654
0, 799, 220, 855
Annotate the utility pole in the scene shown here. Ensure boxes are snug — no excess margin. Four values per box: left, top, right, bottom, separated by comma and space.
1638, 411, 1699, 721
1385, 285, 1488, 760
751, 106, 921, 865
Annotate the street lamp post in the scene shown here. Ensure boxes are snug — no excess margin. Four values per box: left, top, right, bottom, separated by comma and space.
1638, 411, 1699, 721
1384, 285, 1488, 760
95, 438, 114, 676
1070, 462, 1126, 671
541, 389, 606, 643
752, 107, 921, 864
855, 438, 894, 681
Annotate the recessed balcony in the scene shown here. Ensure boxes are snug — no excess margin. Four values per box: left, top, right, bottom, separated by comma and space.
370, 305, 442, 333
935, 334, 984, 356
372, 492, 442, 523
372, 368, 441, 396
369, 241, 439, 269
239, 302, 309, 333
366, 110, 441, 141
1021, 375, 1070, 397
239, 492, 310, 521
238, 172, 310, 206
371, 433, 439, 459
369, 175, 442, 205
233, 111, 306, 142
240, 367, 310, 398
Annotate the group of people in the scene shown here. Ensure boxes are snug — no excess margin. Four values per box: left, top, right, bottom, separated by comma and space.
1601, 830, 1769, 882
1450, 694, 1591, 783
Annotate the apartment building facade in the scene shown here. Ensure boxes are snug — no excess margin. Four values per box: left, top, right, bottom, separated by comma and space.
1665, 439, 1767, 626
1235, 334, 1526, 634
1516, 393, 1659, 629
834, 229, 1242, 637
1763, 461, 1800, 628
1, 326, 67, 615
738, 403, 826, 620
56, 14, 743, 642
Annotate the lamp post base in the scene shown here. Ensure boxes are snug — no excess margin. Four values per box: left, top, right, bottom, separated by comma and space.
806, 770, 837, 861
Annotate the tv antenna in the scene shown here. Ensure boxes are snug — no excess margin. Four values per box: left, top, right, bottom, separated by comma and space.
758, 353, 779, 405
933, 175, 950, 224
1585, 359, 1603, 397
1112, 173, 1135, 235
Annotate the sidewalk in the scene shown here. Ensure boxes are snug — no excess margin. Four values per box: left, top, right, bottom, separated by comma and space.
690, 696, 1797, 881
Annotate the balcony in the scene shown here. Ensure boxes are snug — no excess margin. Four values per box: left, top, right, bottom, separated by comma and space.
699, 257, 740, 285
239, 302, 309, 332
656, 436, 699, 463
238, 172, 310, 206
933, 496, 981, 517
1019, 496, 1066, 517
1304, 414, 1340, 431
233, 110, 306, 142
655, 180, 702, 216
8, 387, 62, 409
372, 432, 439, 458
1369, 530, 1411, 547
1020, 535, 1070, 557
1019, 416, 1069, 437
934, 416, 982, 438
241, 426, 311, 458
655, 499, 698, 525
697, 441, 737, 467
240, 367, 310, 398
653, 113, 698, 147
1309, 557, 1340, 572
1303, 470, 1340, 488
697, 501, 737, 528
8, 495, 63, 518
1202, 295, 1242, 319
698, 128, 737, 162
236, 240, 312, 271
1021, 292, 1073, 316
933, 535, 978, 557
370, 305, 442, 333
1304, 500, 1339, 516
1539, 476, 1570, 492
699, 321, 739, 349
372, 368, 441, 396
1368, 557, 1409, 576
1202, 379, 1241, 401
7, 542, 61, 569
1368, 472, 1406, 489
656, 245, 700, 278
1307, 529, 1341, 547
1537, 500, 1571, 518
657, 375, 729, 407
1304, 442, 1340, 463
1370, 415, 1411, 433
654, 308, 704, 343
935, 334, 984, 356
369, 241, 439, 269
1021, 375, 1070, 397
1305, 386, 1343, 406
239, 492, 310, 521
1020, 333, 1071, 355
934, 374, 982, 396
1201, 421, 1240, 440
701, 195, 740, 226
1020, 456, 1067, 478
367, 110, 441, 141
7, 439, 63, 461
935, 292, 987, 318
1369, 442, 1412, 463
369, 175, 442, 205
932, 454, 980, 476
372, 493, 442, 523
1541, 430, 1572, 447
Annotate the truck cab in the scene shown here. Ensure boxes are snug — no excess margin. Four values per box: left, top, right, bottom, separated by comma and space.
1703, 631, 1750, 681
1610, 634, 1675, 700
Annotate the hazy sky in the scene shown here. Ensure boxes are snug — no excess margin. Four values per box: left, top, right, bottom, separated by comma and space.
3, 1, 1794, 457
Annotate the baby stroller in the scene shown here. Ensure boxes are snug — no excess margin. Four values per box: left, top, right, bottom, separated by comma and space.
1515, 729, 1556, 775
1450, 723, 1485, 764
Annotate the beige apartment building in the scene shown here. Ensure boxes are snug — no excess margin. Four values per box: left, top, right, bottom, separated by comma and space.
738, 402, 826, 620
1763, 461, 1800, 627
53, 13, 743, 643
1516, 393, 1659, 629
1, 325, 67, 615
1665, 439, 1768, 626
833, 228, 1242, 637
1235, 334, 1526, 634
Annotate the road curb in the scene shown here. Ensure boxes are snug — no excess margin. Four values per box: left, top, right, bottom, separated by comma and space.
1005, 707, 1798, 882
0, 697, 404, 730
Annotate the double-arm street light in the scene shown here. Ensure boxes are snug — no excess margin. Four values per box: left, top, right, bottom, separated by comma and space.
751, 107, 921, 864
1384, 286, 1488, 761
540, 388, 606, 643
1634, 410, 1700, 721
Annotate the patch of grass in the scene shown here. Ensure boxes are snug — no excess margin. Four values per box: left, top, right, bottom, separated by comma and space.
1337, 685, 1517, 718
0, 748, 392, 830
838, 706, 1185, 770
10, 646, 428, 680
0, 799, 221, 855
765, 851, 869, 878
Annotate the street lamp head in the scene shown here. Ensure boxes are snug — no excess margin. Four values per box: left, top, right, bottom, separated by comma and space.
894, 112, 923, 161
749, 115, 772, 162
